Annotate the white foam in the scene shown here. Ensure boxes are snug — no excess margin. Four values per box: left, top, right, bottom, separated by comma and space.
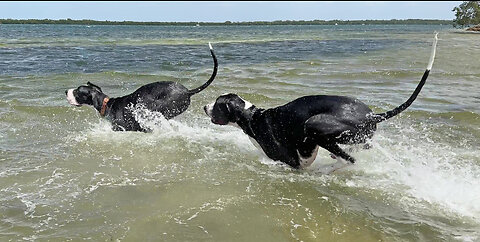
72, 104, 255, 153
129, 106, 480, 223
251, 119, 480, 222
66, 105, 480, 224
348, 126, 480, 221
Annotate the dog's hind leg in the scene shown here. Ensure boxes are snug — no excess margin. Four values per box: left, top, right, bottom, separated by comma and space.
304, 115, 357, 165
321, 143, 356, 164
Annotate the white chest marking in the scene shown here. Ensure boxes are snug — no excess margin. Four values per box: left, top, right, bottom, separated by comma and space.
297, 146, 319, 168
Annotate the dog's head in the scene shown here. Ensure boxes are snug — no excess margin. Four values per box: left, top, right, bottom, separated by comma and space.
204, 93, 253, 125
65, 82, 104, 107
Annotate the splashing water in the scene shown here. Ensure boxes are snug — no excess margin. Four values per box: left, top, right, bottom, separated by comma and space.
1, 24, 479, 241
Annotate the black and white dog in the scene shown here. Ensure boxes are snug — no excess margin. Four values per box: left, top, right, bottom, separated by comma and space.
205, 34, 438, 173
66, 43, 217, 132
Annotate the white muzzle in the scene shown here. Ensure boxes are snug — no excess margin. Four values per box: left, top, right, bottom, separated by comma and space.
66, 89, 81, 106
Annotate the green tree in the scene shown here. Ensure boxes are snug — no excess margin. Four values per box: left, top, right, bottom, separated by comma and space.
452, 1, 480, 27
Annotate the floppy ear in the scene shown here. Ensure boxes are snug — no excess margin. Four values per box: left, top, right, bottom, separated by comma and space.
225, 101, 240, 122
87, 82, 103, 92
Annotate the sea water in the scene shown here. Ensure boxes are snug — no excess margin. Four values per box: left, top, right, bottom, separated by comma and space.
0, 24, 479, 241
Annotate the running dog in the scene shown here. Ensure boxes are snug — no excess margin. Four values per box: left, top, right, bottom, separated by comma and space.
66, 43, 217, 132
205, 34, 438, 173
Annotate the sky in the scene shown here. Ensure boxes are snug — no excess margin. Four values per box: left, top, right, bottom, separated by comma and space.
0, 1, 462, 22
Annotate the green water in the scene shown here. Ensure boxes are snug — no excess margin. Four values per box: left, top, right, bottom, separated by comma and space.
0, 24, 479, 241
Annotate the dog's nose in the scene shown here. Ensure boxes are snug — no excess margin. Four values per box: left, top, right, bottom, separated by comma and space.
65, 90, 68, 95
203, 105, 207, 113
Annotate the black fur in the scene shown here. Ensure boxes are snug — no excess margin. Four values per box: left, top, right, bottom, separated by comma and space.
66, 46, 218, 132
205, 69, 432, 168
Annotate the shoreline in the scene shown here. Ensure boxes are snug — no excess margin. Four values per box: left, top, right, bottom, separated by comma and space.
466, 25, 480, 32
0, 18, 453, 26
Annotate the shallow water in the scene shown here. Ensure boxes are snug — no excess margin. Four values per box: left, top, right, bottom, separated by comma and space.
0, 24, 479, 241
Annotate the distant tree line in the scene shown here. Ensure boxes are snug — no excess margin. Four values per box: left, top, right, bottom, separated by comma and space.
0, 18, 453, 26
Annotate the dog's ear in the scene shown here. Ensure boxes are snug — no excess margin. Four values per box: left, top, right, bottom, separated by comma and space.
225, 100, 241, 122
87, 82, 103, 92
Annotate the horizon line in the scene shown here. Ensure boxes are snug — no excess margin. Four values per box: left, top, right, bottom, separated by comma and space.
0, 18, 454, 23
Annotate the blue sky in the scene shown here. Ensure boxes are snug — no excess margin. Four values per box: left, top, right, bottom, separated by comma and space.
0, 1, 462, 22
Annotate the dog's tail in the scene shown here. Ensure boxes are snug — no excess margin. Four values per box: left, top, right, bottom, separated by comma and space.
370, 33, 438, 123
188, 43, 218, 95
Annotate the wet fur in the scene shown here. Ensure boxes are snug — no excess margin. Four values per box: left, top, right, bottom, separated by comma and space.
66, 44, 218, 132
204, 34, 438, 170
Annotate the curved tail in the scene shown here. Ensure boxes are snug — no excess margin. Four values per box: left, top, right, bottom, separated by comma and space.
371, 33, 438, 123
188, 43, 218, 95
